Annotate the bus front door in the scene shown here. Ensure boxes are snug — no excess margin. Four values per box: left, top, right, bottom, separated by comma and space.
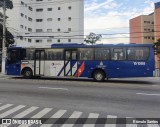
64, 50, 78, 76
34, 50, 45, 76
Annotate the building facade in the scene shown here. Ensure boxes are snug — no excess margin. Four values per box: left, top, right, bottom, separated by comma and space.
129, 14, 154, 44
6, 0, 84, 47
129, 1, 160, 75
155, 2, 160, 41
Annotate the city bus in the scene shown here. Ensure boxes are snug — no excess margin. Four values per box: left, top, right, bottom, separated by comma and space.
6, 43, 155, 81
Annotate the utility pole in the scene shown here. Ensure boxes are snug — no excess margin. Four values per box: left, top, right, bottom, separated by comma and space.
1, 0, 6, 74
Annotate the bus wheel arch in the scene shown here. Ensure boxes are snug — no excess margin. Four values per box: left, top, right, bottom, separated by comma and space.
92, 69, 106, 81
21, 67, 33, 79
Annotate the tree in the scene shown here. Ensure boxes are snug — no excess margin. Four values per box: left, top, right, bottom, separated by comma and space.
0, 23, 14, 48
84, 32, 102, 45
153, 38, 160, 55
0, 0, 13, 9
0, 0, 14, 48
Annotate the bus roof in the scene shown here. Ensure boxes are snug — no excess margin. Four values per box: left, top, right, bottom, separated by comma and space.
51, 43, 153, 48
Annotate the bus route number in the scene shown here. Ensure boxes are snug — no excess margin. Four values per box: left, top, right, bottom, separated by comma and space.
133, 62, 146, 66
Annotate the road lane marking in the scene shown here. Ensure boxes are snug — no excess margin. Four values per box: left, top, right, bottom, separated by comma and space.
0, 104, 13, 111
126, 117, 137, 127
40, 109, 67, 127
18, 108, 52, 127
105, 115, 117, 127
39, 87, 68, 91
0, 105, 25, 118
31, 108, 52, 118
136, 93, 160, 96
62, 111, 83, 127
13, 106, 39, 118
147, 124, 160, 127
83, 113, 99, 127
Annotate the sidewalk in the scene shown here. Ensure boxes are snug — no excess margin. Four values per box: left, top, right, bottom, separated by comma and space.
0, 73, 12, 79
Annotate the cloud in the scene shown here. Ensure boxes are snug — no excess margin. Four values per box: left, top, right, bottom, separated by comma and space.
85, 0, 119, 12
84, 0, 156, 43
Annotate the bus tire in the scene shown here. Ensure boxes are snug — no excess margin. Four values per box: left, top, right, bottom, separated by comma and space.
23, 68, 33, 79
93, 70, 105, 82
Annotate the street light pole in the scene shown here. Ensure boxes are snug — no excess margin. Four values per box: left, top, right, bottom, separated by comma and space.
1, 0, 6, 74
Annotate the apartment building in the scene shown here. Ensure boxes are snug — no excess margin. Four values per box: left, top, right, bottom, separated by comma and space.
129, 14, 154, 44
6, 0, 84, 47
129, 1, 160, 74
155, 2, 160, 41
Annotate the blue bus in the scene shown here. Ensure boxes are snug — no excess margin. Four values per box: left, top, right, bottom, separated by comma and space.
6, 43, 155, 81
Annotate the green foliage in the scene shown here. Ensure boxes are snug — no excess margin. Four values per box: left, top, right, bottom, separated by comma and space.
84, 32, 102, 45
0, 0, 14, 49
0, 23, 15, 48
0, 0, 13, 9
153, 39, 160, 55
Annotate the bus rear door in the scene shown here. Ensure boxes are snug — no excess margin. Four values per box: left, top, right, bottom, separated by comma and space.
34, 50, 45, 76
64, 50, 78, 76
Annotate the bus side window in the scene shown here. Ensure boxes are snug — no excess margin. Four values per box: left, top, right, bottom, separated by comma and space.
127, 47, 149, 60
95, 48, 110, 60
79, 48, 93, 60
112, 48, 126, 60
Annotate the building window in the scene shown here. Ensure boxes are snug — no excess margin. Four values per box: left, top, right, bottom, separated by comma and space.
47, 8, 52, 11
35, 40, 42, 43
36, 29, 43, 32
20, 36, 23, 40
36, 19, 43, 22
58, 18, 61, 21
36, 8, 43, 12
68, 17, 71, 21
58, 7, 61, 10
68, 39, 71, 42
28, 17, 32, 21
28, 28, 32, 32
25, 15, 27, 19
47, 29, 52, 32
21, 1, 24, 5
28, 39, 32, 43
57, 39, 60, 42
20, 25, 24, 29
68, 28, 71, 32
68, 6, 72, 10
144, 21, 150, 24
20, 13, 24, 17
47, 39, 52, 43
47, 18, 52, 21
57, 28, 61, 32
36, 0, 43, 1
28, 6, 32, 11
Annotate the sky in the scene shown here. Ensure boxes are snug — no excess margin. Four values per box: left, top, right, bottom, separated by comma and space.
84, 0, 160, 43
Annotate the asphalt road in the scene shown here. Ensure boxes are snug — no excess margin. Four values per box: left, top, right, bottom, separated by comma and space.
0, 77, 160, 120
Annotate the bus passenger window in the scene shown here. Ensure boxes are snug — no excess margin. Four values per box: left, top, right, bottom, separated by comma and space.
127, 47, 149, 60
111, 48, 126, 60
65, 51, 71, 60
72, 51, 77, 60
95, 48, 110, 60
79, 48, 93, 60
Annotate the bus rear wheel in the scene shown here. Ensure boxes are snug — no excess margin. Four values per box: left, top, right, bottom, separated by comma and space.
93, 70, 105, 82
23, 68, 33, 79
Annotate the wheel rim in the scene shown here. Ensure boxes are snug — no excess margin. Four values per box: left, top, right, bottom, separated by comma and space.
25, 71, 31, 77
95, 73, 103, 81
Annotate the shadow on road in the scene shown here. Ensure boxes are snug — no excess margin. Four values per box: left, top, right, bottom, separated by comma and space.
11, 76, 155, 85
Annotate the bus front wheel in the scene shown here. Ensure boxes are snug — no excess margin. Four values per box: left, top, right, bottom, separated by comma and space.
23, 68, 33, 79
93, 70, 105, 82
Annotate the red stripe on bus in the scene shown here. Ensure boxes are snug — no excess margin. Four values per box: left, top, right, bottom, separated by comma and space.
75, 61, 85, 77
